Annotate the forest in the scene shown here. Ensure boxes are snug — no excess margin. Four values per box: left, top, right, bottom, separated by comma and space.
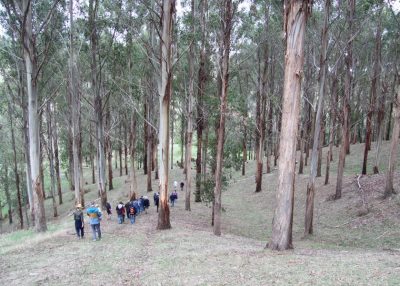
0, 0, 400, 284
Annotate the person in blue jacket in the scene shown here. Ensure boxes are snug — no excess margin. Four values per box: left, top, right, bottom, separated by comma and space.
87, 202, 102, 241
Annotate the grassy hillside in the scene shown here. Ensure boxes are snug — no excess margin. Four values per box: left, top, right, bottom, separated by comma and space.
1, 142, 400, 285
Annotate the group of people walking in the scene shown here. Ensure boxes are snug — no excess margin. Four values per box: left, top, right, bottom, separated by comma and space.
114, 196, 150, 224
72, 181, 185, 241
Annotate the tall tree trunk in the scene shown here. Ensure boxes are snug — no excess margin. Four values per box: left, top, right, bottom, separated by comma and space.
106, 102, 113, 190
130, 117, 137, 198
7, 98, 23, 228
255, 5, 270, 193
386, 102, 393, 140
180, 112, 185, 168
305, 0, 330, 236
242, 123, 247, 176
119, 124, 123, 176
362, 7, 382, 175
384, 73, 400, 198
335, 0, 355, 199
157, 0, 175, 230
22, 101, 34, 224
171, 108, 174, 169
70, 0, 83, 206
124, 121, 128, 175
89, 123, 96, 184
90, 0, 107, 209
196, 0, 207, 202
213, 0, 233, 236
185, 0, 195, 211
3, 165, 12, 224
46, 102, 58, 217
143, 102, 148, 174
53, 110, 63, 204
23, 0, 47, 232
328, 72, 338, 162
269, 0, 310, 250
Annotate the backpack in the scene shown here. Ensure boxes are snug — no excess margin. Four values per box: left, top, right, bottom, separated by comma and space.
129, 205, 136, 215
74, 210, 82, 221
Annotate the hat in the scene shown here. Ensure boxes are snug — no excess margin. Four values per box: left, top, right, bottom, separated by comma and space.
76, 204, 82, 208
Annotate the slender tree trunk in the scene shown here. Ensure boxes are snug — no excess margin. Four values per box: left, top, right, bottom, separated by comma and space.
106, 103, 113, 190
70, 0, 83, 206
384, 73, 400, 198
242, 124, 247, 176
185, 0, 195, 211
386, 102, 393, 140
180, 112, 185, 167
335, 0, 355, 200
7, 99, 23, 228
46, 102, 58, 217
124, 121, 128, 175
22, 102, 34, 224
213, 0, 233, 236
3, 165, 12, 224
196, 0, 207, 202
119, 125, 123, 176
23, 0, 47, 232
53, 111, 63, 204
362, 7, 381, 174
157, 0, 175, 230
90, 0, 107, 209
304, 0, 329, 236
171, 108, 174, 170
130, 117, 137, 198
269, 0, 310, 250
89, 123, 96, 184
143, 102, 148, 174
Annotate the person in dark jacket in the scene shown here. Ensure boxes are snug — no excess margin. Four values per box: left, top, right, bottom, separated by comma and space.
106, 202, 112, 220
116, 202, 125, 224
142, 196, 150, 214
153, 192, 160, 212
73, 204, 84, 239
169, 191, 178, 207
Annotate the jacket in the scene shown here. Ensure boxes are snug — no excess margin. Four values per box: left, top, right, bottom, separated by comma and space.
87, 206, 102, 225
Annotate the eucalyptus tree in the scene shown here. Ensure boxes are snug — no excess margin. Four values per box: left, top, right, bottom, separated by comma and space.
268, 0, 311, 250
157, 0, 176, 230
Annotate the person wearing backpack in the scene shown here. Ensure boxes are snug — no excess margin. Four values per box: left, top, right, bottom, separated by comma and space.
105, 202, 112, 220
128, 202, 136, 224
153, 192, 160, 212
169, 190, 178, 207
73, 204, 84, 239
87, 202, 102, 241
116, 202, 125, 224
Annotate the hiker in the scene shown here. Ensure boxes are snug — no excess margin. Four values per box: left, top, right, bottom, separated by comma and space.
169, 190, 178, 207
173, 180, 178, 191
142, 196, 150, 213
139, 196, 145, 213
87, 202, 102, 241
128, 202, 136, 224
153, 192, 160, 212
73, 204, 84, 239
106, 202, 112, 220
180, 182, 184, 191
116, 202, 125, 224
125, 201, 131, 220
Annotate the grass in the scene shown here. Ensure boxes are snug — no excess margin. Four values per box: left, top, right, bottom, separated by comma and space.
1, 141, 400, 285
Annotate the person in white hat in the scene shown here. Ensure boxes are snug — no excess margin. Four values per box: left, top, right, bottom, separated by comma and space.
73, 204, 84, 239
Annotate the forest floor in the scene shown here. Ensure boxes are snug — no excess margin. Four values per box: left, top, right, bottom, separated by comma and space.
1, 142, 400, 285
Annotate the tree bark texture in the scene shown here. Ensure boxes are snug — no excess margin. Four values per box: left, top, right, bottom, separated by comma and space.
157, 0, 175, 230
384, 73, 400, 197
23, 0, 47, 232
335, 0, 355, 200
213, 0, 233, 236
269, 0, 310, 250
